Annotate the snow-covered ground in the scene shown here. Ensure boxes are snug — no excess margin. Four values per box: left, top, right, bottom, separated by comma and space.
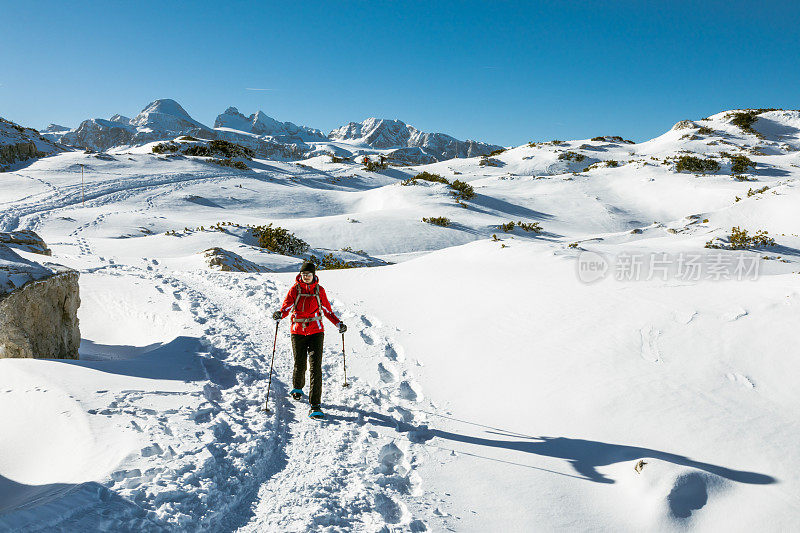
1, 109, 799, 531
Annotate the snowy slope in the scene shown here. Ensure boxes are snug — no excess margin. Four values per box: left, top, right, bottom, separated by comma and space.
1, 107, 799, 531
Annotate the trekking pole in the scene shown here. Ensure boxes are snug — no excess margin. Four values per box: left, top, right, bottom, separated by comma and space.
341, 332, 350, 388
263, 320, 280, 413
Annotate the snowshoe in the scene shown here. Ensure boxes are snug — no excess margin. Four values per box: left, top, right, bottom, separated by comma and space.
308, 406, 325, 420
290, 388, 303, 401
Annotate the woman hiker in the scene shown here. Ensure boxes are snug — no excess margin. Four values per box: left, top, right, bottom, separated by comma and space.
272, 260, 347, 419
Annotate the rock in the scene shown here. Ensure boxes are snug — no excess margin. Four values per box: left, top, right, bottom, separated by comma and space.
0, 117, 63, 168
0, 230, 52, 255
0, 245, 80, 359
201, 247, 269, 273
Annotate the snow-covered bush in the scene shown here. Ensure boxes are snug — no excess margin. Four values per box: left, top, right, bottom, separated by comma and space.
209, 158, 248, 170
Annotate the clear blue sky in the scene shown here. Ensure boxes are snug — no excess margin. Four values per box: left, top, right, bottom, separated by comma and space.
1, 1, 798, 146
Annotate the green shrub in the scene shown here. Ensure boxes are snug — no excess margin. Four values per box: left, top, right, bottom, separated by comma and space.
706, 226, 775, 249
697, 126, 714, 135
501, 220, 542, 233
179, 135, 199, 141
479, 156, 502, 167
363, 159, 388, 171
315, 253, 356, 269
747, 185, 769, 197
209, 158, 248, 170
675, 155, 720, 174
250, 223, 309, 255
450, 179, 475, 201
557, 151, 586, 162
606, 160, 619, 168
152, 142, 180, 154
329, 153, 348, 163
414, 171, 449, 184
184, 140, 254, 159
488, 148, 506, 156
728, 154, 756, 174
422, 216, 450, 227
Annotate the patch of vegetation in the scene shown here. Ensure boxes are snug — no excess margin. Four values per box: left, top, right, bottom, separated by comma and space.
747, 185, 769, 197
557, 151, 586, 162
184, 140, 255, 159
549, 140, 564, 145
361, 155, 388, 171
706, 226, 775, 249
152, 142, 180, 154
250, 223, 309, 255
341, 246, 368, 255
568, 242, 579, 248
450, 179, 475, 201
209, 158, 248, 170
329, 153, 348, 163
591, 135, 634, 144
725, 110, 779, 139
606, 160, 619, 168
310, 253, 356, 270
500, 220, 542, 233
728, 154, 756, 174
697, 126, 714, 135
488, 148, 506, 156
179, 135, 199, 141
675, 155, 720, 174
422, 216, 451, 227
479, 156, 503, 167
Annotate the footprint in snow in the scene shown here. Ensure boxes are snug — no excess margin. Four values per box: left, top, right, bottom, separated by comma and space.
639, 326, 662, 364
398, 380, 423, 402
360, 329, 375, 345
726, 372, 755, 389
384, 342, 405, 363
378, 361, 400, 383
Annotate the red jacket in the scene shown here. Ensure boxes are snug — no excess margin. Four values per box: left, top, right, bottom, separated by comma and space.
278, 274, 341, 335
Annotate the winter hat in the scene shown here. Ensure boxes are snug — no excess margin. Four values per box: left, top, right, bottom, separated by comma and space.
300, 260, 316, 274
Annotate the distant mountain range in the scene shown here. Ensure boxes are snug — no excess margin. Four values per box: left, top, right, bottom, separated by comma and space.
35, 99, 503, 163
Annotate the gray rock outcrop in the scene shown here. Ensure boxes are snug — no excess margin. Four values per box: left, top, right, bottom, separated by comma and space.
0, 230, 52, 256
0, 245, 80, 359
202, 247, 269, 273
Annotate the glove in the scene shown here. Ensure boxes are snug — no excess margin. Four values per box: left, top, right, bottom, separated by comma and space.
272, 310, 282, 321
338, 322, 347, 334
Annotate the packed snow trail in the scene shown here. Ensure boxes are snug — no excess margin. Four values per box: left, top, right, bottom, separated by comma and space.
0, 255, 440, 532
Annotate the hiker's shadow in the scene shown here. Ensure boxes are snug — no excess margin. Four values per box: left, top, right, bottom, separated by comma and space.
326, 405, 776, 486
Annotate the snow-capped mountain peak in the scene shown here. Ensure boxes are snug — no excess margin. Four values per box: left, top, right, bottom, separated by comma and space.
130, 99, 210, 132
329, 117, 503, 160
214, 107, 325, 142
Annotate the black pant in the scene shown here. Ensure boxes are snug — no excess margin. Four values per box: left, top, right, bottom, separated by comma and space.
291, 332, 324, 406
